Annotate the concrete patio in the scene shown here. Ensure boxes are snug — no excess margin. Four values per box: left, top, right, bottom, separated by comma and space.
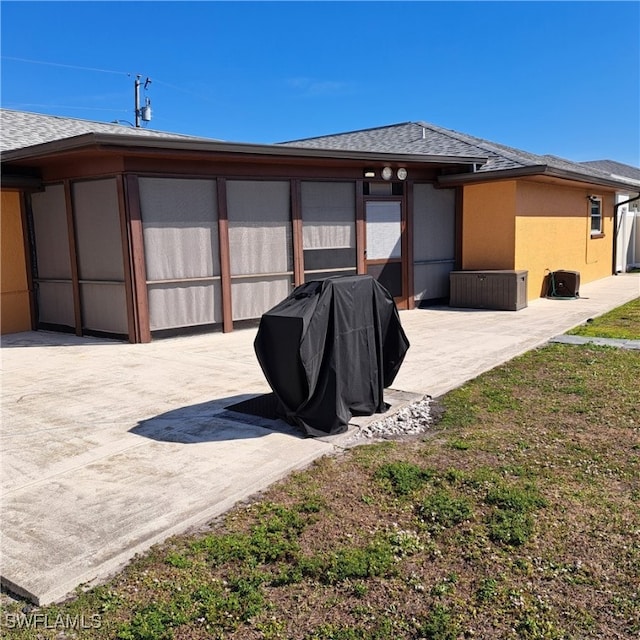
1, 273, 638, 605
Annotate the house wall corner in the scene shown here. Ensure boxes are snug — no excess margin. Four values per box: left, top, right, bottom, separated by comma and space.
460, 181, 517, 271
1, 190, 32, 334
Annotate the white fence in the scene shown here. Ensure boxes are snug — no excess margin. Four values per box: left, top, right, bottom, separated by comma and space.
616, 195, 640, 272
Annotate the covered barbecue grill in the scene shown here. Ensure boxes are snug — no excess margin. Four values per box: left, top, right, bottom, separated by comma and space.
254, 275, 410, 436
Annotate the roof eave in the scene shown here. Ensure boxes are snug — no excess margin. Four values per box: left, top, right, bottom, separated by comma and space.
1, 132, 488, 167
438, 164, 639, 191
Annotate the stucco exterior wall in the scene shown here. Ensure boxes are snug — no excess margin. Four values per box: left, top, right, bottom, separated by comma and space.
1, 191, 31, 334
461, 181, 516, 270
515, 181, 614, 299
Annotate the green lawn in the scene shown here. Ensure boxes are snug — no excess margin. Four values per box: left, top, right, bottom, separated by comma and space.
2, 311, 639, 639
568, 297, 640, 340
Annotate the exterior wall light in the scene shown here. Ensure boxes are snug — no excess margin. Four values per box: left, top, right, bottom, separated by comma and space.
381, 166, 393, 181
364, 170, 376, 178
397, 168, 408, 180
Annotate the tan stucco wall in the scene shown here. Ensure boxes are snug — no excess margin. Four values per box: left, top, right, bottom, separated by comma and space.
1, 191, 31, 334
515, 181, 614, 299
461, 181, 517, 270
460, 179, 614, 301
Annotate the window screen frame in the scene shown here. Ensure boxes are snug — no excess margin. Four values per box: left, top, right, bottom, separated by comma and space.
589, 196, 603, 237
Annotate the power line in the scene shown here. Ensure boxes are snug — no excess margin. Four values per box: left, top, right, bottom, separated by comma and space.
2, 55, 219, 104
4, 103, 130, 113
1, 56, 131, 76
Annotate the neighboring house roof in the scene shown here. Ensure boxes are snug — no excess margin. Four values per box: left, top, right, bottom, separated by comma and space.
282, 121, 639, 190
0, 108, 204, 153
580, 159, 640, 188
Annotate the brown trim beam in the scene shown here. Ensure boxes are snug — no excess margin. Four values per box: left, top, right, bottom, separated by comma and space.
217, 178, 233, 333
454, 186, 463, 270
19, 191, 38, 330
291, 179, 304, 286
405, 181, 415, 310
356, 179, 366, 274
123, 174, 151, 343
64, 180, 82, 336
116, 175, 138, 343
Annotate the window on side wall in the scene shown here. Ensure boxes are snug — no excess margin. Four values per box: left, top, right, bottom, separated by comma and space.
590, 196, 603, 236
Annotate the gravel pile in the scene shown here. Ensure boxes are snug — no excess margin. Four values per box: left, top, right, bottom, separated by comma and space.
355, 395, 433, 440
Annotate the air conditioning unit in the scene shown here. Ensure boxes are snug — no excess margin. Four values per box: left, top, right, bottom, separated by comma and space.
546, 270, 580, 299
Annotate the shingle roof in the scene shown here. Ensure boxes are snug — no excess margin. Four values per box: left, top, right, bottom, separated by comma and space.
280, 122, 483, 160
3, 110, 637, 191
0, 109, 485, 168
580, 160, 640, 185
281, 121, 637, 186
0, 108, 207, 153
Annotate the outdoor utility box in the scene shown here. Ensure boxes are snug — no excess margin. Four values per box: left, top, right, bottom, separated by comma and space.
254, 275, 410, 437
449, 270, 528, 311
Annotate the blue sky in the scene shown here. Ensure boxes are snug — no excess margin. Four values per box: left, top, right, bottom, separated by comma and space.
1, 1, 639, 165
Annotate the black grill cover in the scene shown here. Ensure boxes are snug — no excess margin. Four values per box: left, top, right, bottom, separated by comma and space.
254, 275, 410, 436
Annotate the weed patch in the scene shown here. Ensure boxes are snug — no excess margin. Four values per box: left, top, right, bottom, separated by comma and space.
375, 461, 433, 496
485, 482, 547, 512
419, 604, 460, 640
305, 538, 397, 584
487, 509, 535, 546
417, 490, 473, 531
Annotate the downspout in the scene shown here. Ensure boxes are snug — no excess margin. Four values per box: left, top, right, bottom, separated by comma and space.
613, 193, 640, 274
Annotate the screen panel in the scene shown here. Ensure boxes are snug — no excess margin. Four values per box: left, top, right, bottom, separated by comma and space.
139, 178, 221, 331
227, 180, 292, 276
301, 181, 355, 250
366, 262, 402, 298
139, 177, 219, 280
413, 184, 455, 262
414, 262, 453, 301
31, 185, 72, 279
37, 281, 74, 327
413, 184, 456, 303
73, 179, 124, 281
301, 181, 356, 281
147, 281, 223, 330
365, 201, 401, 260
80, 283, 128, 334
230, 276, 292, 321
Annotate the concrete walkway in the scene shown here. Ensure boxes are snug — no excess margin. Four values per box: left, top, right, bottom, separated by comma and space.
1, 273, 638, 605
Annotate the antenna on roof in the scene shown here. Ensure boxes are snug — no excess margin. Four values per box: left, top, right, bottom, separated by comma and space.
134, 74, 152, 127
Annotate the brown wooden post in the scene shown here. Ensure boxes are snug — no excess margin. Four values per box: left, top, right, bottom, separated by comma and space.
63, 180, 83, 336
454, 186, 464, 270
19, 191, 38, 330
405, 181, 415, 310
116, 175, 139, 343
356, 179, 366, 274
123, 174, 151, 343
291, 179, 304, 286
217, 178, 233, 333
